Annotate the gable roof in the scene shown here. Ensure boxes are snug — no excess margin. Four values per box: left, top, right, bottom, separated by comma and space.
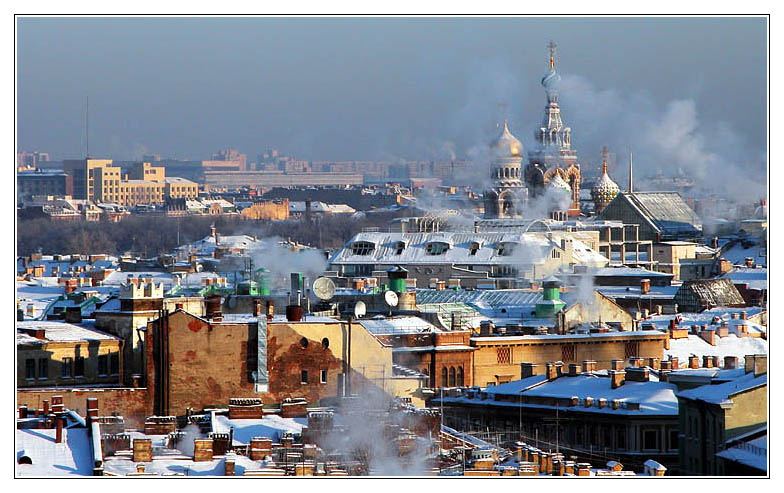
675, 278, 746, 309
602, 192, 702, 237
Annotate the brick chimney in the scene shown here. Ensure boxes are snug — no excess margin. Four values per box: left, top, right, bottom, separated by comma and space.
610, 370, 625, 389
520, 363, 538, 379
42, 400, 49, 416
51, 396, 64, 415
194, 438, 214, 462
745, 354, 767, 376
224, 457, 235, 476
597, 398, 606, 409
647, 358, 660, 370
132, 438, 152, 462
640, 279, 650, 295
577, 463, 591, 476
740, 311, 747, 320
86, 398, 99, 420
545, 362, 562, 381
745, 257, 754, 268
136, 464, 146, 474
582, 360, 597, 373
626, 367, 650, 382
570, 396, 579, 406
55, 414, 64, 443
724, 356, 738, 369
688, 355, 700, 369
670, 356, 679, 369
253, 299, 262, 317
266, 300, 274, 320
568, 363, 582, 376
611, 359, 624, 371
628, 357, 644, 368
700, 328, 717, 346
18, 405, 27, 419
64, 306, 82, 324
584, 396, 594, 408
611, 399, 620, 410
702, 355, 713, 368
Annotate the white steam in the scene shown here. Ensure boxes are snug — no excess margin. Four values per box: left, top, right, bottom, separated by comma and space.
246, 237, 327, 291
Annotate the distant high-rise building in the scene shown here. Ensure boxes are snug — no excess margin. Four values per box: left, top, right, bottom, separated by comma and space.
212, 148, 247, 171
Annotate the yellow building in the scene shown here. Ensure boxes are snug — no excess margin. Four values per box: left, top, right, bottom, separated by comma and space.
164, 177, 199, 200
17, 321, 123, 388
62, 158, 115, 201
88, 161, 198, 206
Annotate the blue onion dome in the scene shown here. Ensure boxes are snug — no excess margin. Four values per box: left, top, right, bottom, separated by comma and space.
490, 120, 523, 157
541, 67, 561, 91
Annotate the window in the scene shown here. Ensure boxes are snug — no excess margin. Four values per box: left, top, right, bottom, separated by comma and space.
624, 342, 640, 359
321, 338, 330, 349
457, 367, 464, 387
393, 241, 406, 255
301, 370, 309, 384
320, 370, 327, 384
62, 358, 73, 378
442, 368, 448, 387
25, 359, 35, 380
425, 242, 450, 255
497, 347, 511, 364
448, 367, 456, 387
616, 427, 626, 450
300, 337, 309, 349
642, 429, 658, 450
551, 249, 561, 259
110, 353, 120, 375
561, 344, 576, 362
74, 356, 85, 377
669, 429, 679, 450
496, 242, 516, 256
350, 241, 375, 256
98, 355, 108, 376
469, 242, 480, 256
38, 359, 48, 380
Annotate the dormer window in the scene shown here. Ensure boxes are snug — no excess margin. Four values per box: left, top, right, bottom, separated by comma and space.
496, 242, 516, 256
425, 242, 450, 255
469, 242, 481, 256
350, 241, 375, 256
393, 241, 406, 255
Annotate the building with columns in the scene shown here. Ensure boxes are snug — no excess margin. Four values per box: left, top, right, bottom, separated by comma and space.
483, 121, 528, 218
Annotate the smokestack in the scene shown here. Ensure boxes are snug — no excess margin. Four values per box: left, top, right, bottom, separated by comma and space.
55, 414, 64, 443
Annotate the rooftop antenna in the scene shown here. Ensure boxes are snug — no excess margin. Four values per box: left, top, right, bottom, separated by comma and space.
629, 149, 634, 193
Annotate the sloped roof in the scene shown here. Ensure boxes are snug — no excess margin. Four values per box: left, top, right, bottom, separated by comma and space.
605, 192, 702, 236
676, 278, 745, 307
678, 371, 766, 405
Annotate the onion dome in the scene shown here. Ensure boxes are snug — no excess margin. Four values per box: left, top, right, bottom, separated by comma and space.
541, 67, 561, 92
547, 171, 571, 192
591, 148, 620, 211
490, 120, 523, 158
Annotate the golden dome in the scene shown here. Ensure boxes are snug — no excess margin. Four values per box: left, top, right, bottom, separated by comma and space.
490, 120, 523, 158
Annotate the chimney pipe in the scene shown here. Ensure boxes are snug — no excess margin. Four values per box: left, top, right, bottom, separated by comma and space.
640, 279, 650, 295
610, 370, 625, 389
55, 414, 64, 443
253, 299, 262, 317
266, 300, 274, 321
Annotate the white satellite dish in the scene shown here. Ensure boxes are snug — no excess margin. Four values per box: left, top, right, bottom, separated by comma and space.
353, 301, 366, 319
312, 277, 336, 300
384, 290, 399, 307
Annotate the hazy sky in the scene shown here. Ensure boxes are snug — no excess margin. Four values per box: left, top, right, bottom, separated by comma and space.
17, 17, 767, 168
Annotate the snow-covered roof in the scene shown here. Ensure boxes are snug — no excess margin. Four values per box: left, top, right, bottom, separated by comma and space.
678, 371, 766, 405
328, 231, 607, 267
359, 316, 439, 335
212, 414, 306, 445
597, 285, 679, 300
103, 453, 265, 476
715, 435, 767, 472
16, 321, 120, 344
16, 427, 94, 476
720, 242, 766, 267
718, 267, 767, 291
664, 334, 767, 365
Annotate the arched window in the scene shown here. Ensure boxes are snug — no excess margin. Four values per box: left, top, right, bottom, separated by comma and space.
449, 367, 456, 387
457, 367, 464, 386
441, 367, 448, 388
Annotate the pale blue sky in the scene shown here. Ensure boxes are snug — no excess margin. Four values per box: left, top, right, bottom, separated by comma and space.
17, 17, 767, 166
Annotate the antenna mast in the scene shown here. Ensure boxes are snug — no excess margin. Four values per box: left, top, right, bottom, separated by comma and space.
85, 96, 89, 159
629, 150, 634, 193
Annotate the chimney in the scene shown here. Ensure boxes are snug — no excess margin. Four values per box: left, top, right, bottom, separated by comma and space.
193, 438, 214, 462
610, 370, 625, 389
582, 360, 597, 373
55, 414, 64, 443
660, 360, 672, 371
175, 303, 183, 310
131, 374, 142, 388
132, 438, 152, 462
570, 396, 579, 406
598, 398, 607, 409
731, 312, 739, 320
42, 400, 49, 415
51, 396, 64, 415
745, 257, 754, 268
568, 364, 582, 376
689, 355, 700, 369
577, 463, 591, 476
584, 396, 594, 408
520, 363, 538, 379
611, 359, 624, 371
545, 362, 562, 381
711, 355, 720, 368
611, 399, 620, 410
626, 367, 650, 382
266, 300, 274, 320
655, 305, 662, 315
647, 358, 660, 370
86, 398, 99, 420
700, 329, 717, 346
746, 354, 767, 376
136, 464, 146, 474
64, 306, 82, 324
670, 356, 679, 370
724, 356, 738, 369
19, 405, 27, 419
628, 357, 644, 368
253, 299, 262, 317
740, 311, 747, 320
224, 457, 235, 476
642, 308, 650, 319
640, 279, 650, 295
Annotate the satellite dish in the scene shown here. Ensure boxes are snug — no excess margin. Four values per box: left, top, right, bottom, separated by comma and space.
353, 301, 366, 319
312, 277, 336, 300
384, 290, 399, 307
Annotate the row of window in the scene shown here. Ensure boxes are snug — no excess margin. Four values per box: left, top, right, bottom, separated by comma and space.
24, 354, 119, 380
350, 241, 546, 257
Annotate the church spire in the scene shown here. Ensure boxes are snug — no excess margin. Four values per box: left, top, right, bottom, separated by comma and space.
601, 145, 609, 175
548, 40, 557, 70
